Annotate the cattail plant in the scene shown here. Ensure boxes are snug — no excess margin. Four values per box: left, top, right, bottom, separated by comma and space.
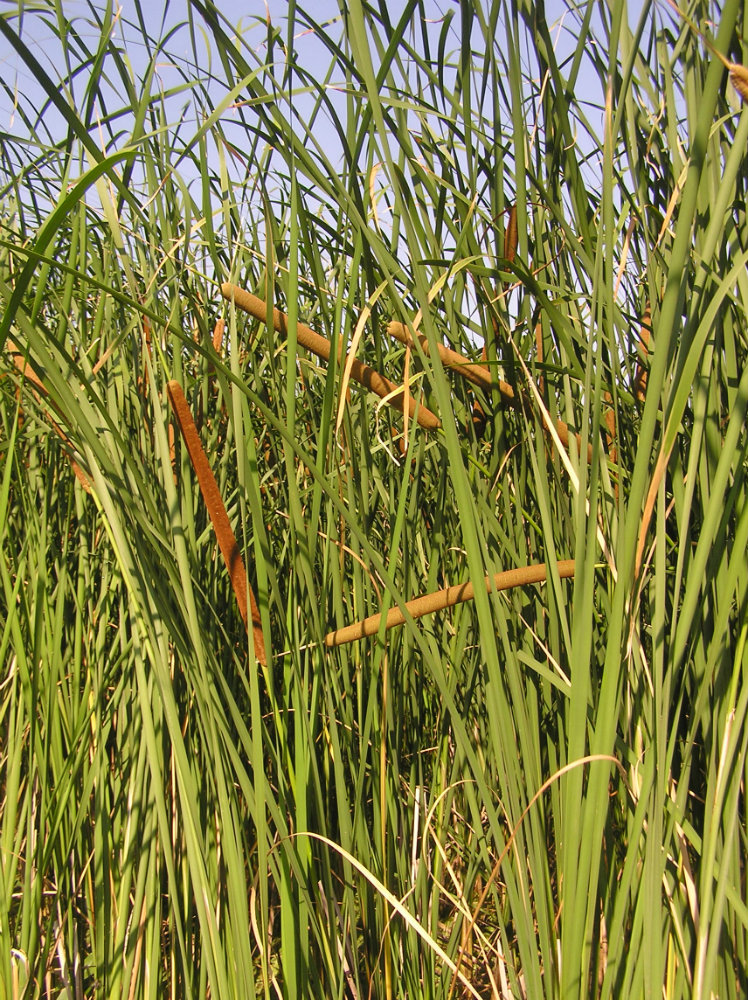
1, 1, 747, 998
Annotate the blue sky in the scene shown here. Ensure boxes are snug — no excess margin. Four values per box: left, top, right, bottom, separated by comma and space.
0, 1, 610, 147
0, 0, 653, 240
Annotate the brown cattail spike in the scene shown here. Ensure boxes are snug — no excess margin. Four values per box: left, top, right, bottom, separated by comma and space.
730, 64, 748, 103
504, 203, 518, 264
221, 284, 440, 431
167, 379, 268, 665
387, 321, 514, 399
324, 559, 575, 647
212, 318, 225, 354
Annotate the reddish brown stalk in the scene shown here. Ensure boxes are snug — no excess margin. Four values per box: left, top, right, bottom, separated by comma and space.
324, 559, 575, 647
167, 379, 267, 665
221, 283, 440, 431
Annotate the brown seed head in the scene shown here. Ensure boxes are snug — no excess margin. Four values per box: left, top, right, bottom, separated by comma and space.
504, 203, 518, 264
730, 63, 748, 103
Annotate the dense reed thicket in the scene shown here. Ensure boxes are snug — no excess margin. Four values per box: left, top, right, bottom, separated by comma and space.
1, 1, 747, 996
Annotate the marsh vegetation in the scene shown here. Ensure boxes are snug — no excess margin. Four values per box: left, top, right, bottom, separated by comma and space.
1, 1, 747, 996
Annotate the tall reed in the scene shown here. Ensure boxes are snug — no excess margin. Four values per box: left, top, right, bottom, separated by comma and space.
1, 1, 747, 997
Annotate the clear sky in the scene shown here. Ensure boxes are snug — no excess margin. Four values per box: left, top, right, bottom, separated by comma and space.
0, 0, 653, 224
0, 0, 609, 142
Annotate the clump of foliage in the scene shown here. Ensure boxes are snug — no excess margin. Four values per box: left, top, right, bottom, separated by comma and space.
1, 1, 747, 997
